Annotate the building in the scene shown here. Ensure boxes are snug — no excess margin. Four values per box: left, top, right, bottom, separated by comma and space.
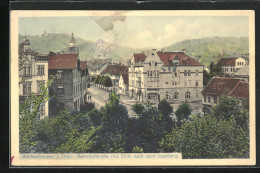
101, 64, 128, 87
119, 73, 129, 95
48, 53, 88, 113
216, 57, 246, 75
201, 77, 249, 113
48, 33, 88, 115
234, 64, 249, 82
128, 49, 204, 113
19, 36, 49, 118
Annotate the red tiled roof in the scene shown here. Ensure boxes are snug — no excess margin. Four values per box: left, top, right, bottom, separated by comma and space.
201, 77, 241, 96
49, 54, 78, 69
121, 73, 129, 85
101, 65, 128, 75
229, 82, 249, 99
133, 51, 202, 66
216, 57, 237, 66
80, 61, 87, 70
134, 53, 146, 62
201, 77, 249, 99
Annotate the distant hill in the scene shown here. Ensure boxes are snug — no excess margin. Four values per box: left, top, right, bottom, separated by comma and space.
19, 34, 249, 67
164, 37, 249, 67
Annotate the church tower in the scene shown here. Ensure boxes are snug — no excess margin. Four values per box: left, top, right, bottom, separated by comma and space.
69, 33, 76, 48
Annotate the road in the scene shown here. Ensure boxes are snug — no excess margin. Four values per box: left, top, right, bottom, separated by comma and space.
88, 85, 137, 117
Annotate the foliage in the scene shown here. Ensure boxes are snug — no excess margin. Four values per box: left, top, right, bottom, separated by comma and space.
212, 96, 249, 133
132, 146, 144, 153
19, 76, 54, 153
203, 62, 224, 86
92, 74, 112, 87
80, 102, 95, 113
132, 103, 145, 116
159, 113, 249, 158
88, 109, 103, 127
175, 102, 192, 125
91, 91, 129, 152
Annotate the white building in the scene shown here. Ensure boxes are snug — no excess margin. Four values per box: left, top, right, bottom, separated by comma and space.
101, 64, 128, 87
216, 57, 246, 75
19, 36, 49, 118
119, 73, 129, 95
128, 49, 204, 113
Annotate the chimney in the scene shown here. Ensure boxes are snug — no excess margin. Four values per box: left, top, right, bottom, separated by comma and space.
182, 48, 187, 53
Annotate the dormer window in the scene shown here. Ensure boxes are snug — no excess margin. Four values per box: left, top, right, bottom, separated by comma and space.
151, 53, 154, 56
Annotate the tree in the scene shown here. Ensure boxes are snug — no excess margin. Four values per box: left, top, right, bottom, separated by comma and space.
157, 99, 174, 133
92, 91, 129, 152
175, 102, 192, 125
104, 76, 113, 87
212, 96, 249, 133
132, 103, 145, 116
19, 76, 54, 153
159, 113, 249, 158
80, 102, 95, 113
88, 109, 103, 127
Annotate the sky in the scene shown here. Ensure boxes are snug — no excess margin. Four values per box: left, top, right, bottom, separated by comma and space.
19, 16, 249, 49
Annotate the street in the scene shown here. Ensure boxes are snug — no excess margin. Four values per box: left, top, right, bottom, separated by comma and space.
88, 85, 138, 117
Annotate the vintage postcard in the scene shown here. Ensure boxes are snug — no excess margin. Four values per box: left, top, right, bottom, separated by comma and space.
10, 10, 255, 166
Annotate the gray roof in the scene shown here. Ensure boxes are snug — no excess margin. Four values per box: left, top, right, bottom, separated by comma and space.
235, 65, 249, 76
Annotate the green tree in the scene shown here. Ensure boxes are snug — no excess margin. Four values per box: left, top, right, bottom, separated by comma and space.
213, 96, 249, 133
132, 103, 145, 116
175, 102, 192, 125
157, 99, 174, 133
92, 91, 129, 152
104, 76, 113, 87
159, 113, 249, 158
19, 76, 54, 153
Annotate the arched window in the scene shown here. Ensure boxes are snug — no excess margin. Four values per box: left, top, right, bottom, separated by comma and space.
166, 92, 169, 100
174, 92, 179, 100
185, 92, 190, 99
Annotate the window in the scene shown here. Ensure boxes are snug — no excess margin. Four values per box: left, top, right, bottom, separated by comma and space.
237, 62, 239, 66
174, 72, 177, 77
37, 81, 45, 94
57, 70, 64, 79
184, 70, 187, 76
154, 70, 157, 76
174, 92, 179, 100
157, 71, 159, 76
149, 61, 151, 66
214, 96, 217, 104
204, 95, 207, 102
188, 70, 191, 76
208, 96, 211, 103
231, 68, 233, 72
195, 80, 199, 86
196, 92, 199, 98
147, 71, 150, 76
185, 92, 190, 99
74, 102, 77, 109
37, 65, 45, 76
23, 83, 31, 95
155, 62, 157, 66
57, 86, 64, 95
166, 92, 169, 100
165, 82, 168, 84
195, 70, 198, 76
150, 71, 153, 76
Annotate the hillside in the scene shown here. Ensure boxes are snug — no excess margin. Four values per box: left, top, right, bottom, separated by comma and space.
19, 34, 249, 67
164, 37, 249, 66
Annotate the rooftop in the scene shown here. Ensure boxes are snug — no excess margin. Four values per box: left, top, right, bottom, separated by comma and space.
49, 54, 78, 69
101, 65, 128, 76
201, 77, 249, 99
216, 57, 238, 66
134, 51, 202, 66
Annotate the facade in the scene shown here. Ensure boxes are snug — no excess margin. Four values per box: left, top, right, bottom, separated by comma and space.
48, 33, 88, 115
216, 57, 246, 75
119, 73, 129, 95
201, 77, 249, 113
101, 64, 128, 87
128, 49, 204, 113
48, 53, 87, 113
19, 36, 49, 118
